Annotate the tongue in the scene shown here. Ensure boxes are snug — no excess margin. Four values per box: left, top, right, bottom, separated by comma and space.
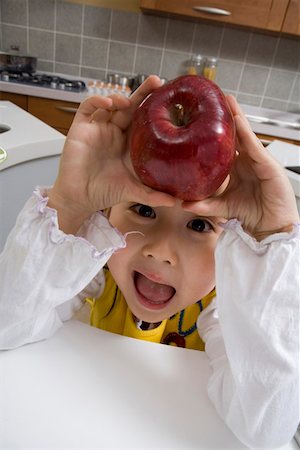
135, 272, 175, 303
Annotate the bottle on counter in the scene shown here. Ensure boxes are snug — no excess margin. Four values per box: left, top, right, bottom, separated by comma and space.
203, 57, 218, 81
87, 75, 132, 97
187, 54, 205, 76
119, 76, 131, 97
87, 80, 96, 94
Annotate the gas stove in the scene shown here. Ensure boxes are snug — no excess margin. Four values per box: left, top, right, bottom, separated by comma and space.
0, 71, 86, 92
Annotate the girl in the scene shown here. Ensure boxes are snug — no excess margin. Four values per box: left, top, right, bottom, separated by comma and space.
0, 76, 299, 448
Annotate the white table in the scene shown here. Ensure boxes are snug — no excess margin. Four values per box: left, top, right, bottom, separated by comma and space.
0, 320, 298, 449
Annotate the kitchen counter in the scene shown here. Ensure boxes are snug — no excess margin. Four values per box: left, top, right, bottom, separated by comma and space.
0, 319, 299, 449
267, 140, 300, 212
0, 102, 65, 250
1, 77, 300, 142
0, 101, 65, 169
0, 79, 88, 103
241, 104, 300, 143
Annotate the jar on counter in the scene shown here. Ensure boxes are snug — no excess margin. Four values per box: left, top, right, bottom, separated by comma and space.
187, 54, 205, 76
203, 57, 218, 81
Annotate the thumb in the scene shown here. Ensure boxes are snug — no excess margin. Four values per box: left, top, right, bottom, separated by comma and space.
124, 177, 176, 208
140, 188, 177, 208
182, 197, 228, 218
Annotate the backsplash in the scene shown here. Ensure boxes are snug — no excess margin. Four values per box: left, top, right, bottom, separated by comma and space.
0, 0, 299, 112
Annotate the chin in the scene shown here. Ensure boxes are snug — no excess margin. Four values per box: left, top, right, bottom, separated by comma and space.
130, 303, 172, 323
129, 288, 177, 323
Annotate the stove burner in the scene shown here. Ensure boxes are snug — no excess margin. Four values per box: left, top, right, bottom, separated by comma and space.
0, 71, 86, 92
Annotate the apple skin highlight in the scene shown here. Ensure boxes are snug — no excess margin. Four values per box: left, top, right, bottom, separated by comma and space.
130, 75, 236, 201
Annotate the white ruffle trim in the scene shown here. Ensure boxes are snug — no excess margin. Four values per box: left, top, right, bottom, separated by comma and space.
221, 219, 300, 253
33, 186, 126, 259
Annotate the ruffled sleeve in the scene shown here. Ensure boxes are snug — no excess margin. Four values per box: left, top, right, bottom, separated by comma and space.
0, 187, 126, 349
197, 219, 300, 448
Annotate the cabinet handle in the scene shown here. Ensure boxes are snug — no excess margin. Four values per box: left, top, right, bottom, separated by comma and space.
193, 6, 231, 16
56, 106, 78, 113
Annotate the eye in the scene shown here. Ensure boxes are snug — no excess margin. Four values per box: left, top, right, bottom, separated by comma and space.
131, 204, 156, 219
187, 218, 213, 233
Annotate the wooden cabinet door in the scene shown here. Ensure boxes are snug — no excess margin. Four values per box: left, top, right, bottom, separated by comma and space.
256, 133, 300, 146
140, 0, 289, 32
0, 92, 28, 110
28, 97, 79, 132
281, 0, 300, 36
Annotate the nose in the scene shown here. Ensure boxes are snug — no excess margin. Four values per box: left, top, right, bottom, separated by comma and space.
142, 227, 178, 266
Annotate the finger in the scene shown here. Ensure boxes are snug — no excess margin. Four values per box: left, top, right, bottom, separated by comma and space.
182, 197, 228, 219
73, 95, 113, 123
226, 95, 269, 163
211, 175, 231, 197
89, 95, 129, 123
125, 176, 176, 208
130, 75, 162, 109
139, 189, 177, 208
181, 179, 231, 218
111, 75, 162, 130
226, 95, 242, 117
234, 115, 269, 163
107, 92, 131, 110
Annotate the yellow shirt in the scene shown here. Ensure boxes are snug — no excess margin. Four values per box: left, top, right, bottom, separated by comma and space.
86, 268, 215, 351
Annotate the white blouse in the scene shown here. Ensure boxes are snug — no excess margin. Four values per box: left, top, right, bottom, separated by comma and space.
0, 186, 299, 448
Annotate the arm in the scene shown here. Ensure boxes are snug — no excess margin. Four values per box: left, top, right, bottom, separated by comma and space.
197, 223, 299, 448
186, 96, 299, 447
0, 187, 125, 349
0, 76, 175, 350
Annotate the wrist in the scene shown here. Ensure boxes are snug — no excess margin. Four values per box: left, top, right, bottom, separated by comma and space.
47, 189, 93, 235
253, 223, 296, 241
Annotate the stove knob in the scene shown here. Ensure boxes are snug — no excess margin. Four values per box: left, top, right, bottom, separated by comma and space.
2, 73, 10, 82
58, 82, 65, 90
50, 81, 57, 89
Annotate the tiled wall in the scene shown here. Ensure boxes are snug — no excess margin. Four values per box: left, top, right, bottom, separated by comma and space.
0, 0, 299, 112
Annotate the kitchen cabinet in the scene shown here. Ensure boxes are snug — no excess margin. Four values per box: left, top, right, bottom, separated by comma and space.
140, 0, 300, 35
0, 92, 78, 135
28, 97, 78, 135
281, 0, 300, 36
0, 92, 28, 111
1, 91, 299, 145
255, 133, 299, 146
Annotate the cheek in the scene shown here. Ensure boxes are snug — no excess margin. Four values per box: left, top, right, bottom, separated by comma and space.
108, 248, 128, 276
107, 251, 127, 295
183, 243, 216, 292
107, 236, 139, 281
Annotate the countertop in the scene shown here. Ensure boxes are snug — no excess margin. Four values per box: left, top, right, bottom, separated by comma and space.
0, 101, 65, 170
1, 319, 299, 449
0, 78, 88, 103
1, 78, 300, 142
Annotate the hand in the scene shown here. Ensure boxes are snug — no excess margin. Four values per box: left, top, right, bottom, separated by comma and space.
183, 95, 299, 240
48, 75, 175, 234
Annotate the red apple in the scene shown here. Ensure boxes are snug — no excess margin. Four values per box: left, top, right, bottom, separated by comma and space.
130, 75, 236, 201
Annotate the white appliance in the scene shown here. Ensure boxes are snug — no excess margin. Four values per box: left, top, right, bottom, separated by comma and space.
267, 140, 300, 213
0, 101, 65, 251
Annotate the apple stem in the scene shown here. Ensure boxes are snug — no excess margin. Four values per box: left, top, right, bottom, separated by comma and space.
174, 103, 185, 126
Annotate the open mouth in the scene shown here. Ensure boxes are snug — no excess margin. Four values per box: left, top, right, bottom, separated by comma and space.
133, 271, 176, 310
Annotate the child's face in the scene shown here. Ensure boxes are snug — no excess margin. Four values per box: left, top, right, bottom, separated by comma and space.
107, 200, 224, 323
